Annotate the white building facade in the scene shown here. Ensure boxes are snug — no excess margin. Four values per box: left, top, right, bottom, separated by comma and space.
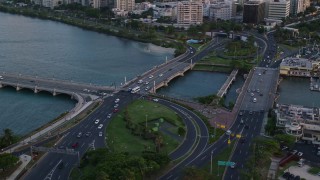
177, 0, 203, 26
268, 0, 290, 20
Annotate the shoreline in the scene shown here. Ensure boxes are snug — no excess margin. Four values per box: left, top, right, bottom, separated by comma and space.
0, 4, 185, 57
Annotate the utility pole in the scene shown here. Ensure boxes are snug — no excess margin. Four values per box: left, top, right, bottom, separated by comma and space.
210, 151, 213, 174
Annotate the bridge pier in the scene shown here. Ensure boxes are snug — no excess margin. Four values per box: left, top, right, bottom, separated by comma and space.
16, 86, 20, 91
34, 88, 38, 93
53, 89, 56, 96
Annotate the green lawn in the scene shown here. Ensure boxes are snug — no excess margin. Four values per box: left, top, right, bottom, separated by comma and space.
127, 100, 184, 127
308, 166, 320, 175
106, 100, 182, 155
193, 64, 232, 72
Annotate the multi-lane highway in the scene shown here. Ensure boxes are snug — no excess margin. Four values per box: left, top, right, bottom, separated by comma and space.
21, 90, 209, 180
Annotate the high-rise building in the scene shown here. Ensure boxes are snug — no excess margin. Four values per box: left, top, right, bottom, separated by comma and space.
115, 0, 135, 11
268, 0, 290, 19
177, 0, 203, 26
209, 3, 232, 21
243, 1, 265, 24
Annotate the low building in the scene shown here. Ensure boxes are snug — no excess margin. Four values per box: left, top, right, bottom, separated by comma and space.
279, 57, 313, 77
275, 104, 320, 144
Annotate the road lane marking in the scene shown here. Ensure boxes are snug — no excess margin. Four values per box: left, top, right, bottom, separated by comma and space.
84, 124, 89, 129
81, 143, 85, 148
166, 175, 173, 180
201, 155, 207, 160
58, 176, 61, 180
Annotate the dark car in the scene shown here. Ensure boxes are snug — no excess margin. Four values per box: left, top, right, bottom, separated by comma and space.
293, 175, 300, 180
72, 142, 79, 149
113, 108, 119, 113
282, 172, 290, 179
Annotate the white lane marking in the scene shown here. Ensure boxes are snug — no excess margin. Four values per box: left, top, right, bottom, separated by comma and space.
166, 175, 173, 180
81, 143, 85, 148
84, 124, 89, 129
58, 176, 61, 180
62, 141, 66, 145
201, 155, 207, 160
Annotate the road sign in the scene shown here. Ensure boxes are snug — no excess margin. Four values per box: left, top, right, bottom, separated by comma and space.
218, 161, 226, 166
226, 161, 235, 166
236, 134, 241, 138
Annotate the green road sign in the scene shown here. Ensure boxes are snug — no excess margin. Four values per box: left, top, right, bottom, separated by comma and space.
226, 161, 235, 166
218, 161, 226, 166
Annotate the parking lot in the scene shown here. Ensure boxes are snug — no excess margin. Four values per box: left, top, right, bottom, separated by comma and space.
279, 164, 320, 180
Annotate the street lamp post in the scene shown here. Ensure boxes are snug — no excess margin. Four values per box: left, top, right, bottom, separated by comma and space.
210, 150, 213, 174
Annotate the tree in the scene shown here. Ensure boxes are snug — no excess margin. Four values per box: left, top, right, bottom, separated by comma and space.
274, 134, 295, 148
182, 167, 213, 180
0, 153, 19, 171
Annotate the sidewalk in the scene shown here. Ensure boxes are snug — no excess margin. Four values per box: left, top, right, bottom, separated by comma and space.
4, 94, 96, 153
7, 154, 31, 180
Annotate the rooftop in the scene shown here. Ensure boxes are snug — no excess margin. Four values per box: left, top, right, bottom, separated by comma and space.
280, 58, 313, 69
277, 104, 320, 123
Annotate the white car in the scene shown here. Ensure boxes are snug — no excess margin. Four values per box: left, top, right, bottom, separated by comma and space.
95, 119, 100, 124
159, 74, 163, 77
226, 130, 232, 135
98, 124, 103, 129
145, 81, 149, 85
99, 132, 103, 137
297, 152, 303, 157
115, 98, 120, 103
149, 75, 153, 79
153, 99, 159, 102
107, 113, 112, 118
114, 104, 119, 108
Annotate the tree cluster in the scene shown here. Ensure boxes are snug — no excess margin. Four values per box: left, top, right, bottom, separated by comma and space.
0, 129, 19, 149
79, 149, 169, 180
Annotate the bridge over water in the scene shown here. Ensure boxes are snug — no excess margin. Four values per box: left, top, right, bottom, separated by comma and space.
0, 73, 114, 97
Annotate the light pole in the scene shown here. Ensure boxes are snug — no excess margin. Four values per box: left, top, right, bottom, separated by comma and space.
210, 150, 213, 174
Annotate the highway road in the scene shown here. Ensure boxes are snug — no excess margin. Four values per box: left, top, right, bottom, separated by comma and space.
21, 91, 208, 180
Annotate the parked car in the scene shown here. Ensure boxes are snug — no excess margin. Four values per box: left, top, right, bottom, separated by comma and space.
72, 142, 79, 148
95, 119, 100, 124
98, 124, 103, 129
99, 132, 103, 137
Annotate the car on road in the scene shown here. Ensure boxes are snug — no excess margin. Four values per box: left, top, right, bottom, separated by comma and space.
149, 75, 153, 79
250, 93, 254, 97
291, 149, 298, 155
95, 119, 100, 124
77, 132, 82, 138
115, 98, 120, 103
113, 108, 119, 113
138, 80, 143, 84
226, 130, 232, 135
144, 81, 149, 85
98, 124, 103, 129
240, 119, 244, 124
114, 104, 119, 108
297, 152, 303, 157
230, 163, 236, 169
258, 73, 261, 76
249, 111, 253, 115
159, 73, 163, 77
58, 145, 65, 149
145, 86, 150, 91
107, 113, 112, 118
99, 132, 103, 137
153, 99, 159, 102
72, 142, 79, 148
239, 111, 243, 116
281, 146, 288, 151
85, 132, 91, 137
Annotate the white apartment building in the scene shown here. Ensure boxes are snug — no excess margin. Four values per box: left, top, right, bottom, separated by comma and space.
177, 0, 203, 26
268, 0, 290, 20
115, 0, 135, 12
208, 2, 232, 21
275, 104, 320, 145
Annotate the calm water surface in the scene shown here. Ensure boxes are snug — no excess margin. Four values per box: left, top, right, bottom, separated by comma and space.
0, 12, 174, 135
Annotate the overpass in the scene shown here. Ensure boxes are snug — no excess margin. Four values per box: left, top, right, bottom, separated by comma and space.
216, 69, 238, 97
0, 72, 114, 96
